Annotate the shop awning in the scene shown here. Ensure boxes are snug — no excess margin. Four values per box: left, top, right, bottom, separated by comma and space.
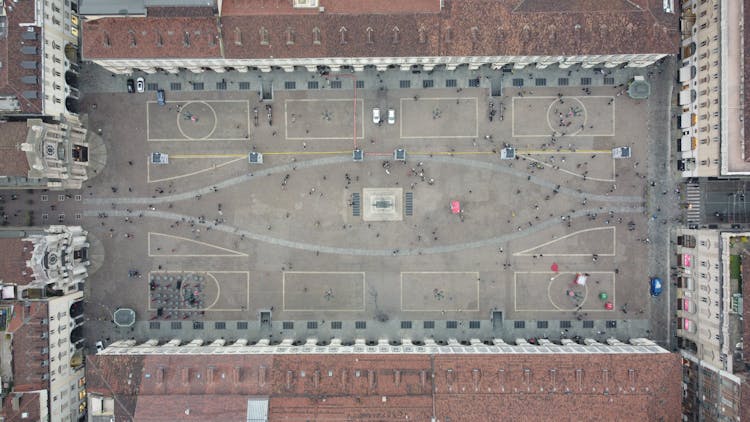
680, 112, 692, 128
682, 254, 692, 267
679, 89, 691, 105
679, 65, 695, 82
680, 135, 696, 151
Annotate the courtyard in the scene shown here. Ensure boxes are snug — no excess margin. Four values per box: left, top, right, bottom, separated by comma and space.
0, 63, 674, 346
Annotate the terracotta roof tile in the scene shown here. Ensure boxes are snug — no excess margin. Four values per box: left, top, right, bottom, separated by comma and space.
220, 0, 442, 16
0, 0, 43, 115
0, 391, 43, 421
83, 0, 679, 61
745, 0, 750, 161
7, 301, 49, 392
0, 238, 34, 285
81, 16, 222, 60
86, 351, 681, 421
0, 122, 32, 178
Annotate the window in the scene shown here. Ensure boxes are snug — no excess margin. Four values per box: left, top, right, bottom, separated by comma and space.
193, 321, 204, 329
512, 78, 524, 87
216, 81, 227, 90
469, 320, 480, 329
356, 80, 364, 89
215, 322, 226, 329
307, 81, 318, 89
424, 320, 435, 329
307, 321, 318, 329
514, 321, 525, 329
171, 321, 182, 329
170, 82, 181, 91
537, 320, 548, 329
401, 321, 412, 329
355, 321, 366, 329
149, 321, 160, 329
237, 321, 248, 329
558, 77, 569, 86
446, 321, 458, 329
400, 80, 411, 88
284, 81, 296, 90
192, 82, 204, 91
535, 78, 546, 86
331, 321, 342, 329
423, 79, 434, 88
446, 79, 457, 88
330, 80, 342, 89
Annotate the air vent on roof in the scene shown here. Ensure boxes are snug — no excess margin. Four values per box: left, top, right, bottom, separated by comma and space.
21, 76, 37, 84
21, 61, 37, 69
22, 30, 37, 40
21, 46, 37, 55
22, 91, 38, 99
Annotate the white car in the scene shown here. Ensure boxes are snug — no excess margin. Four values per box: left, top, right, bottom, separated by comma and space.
372, 108, 381, 124
136, 77, 145, 93
95, 341, 104, 353
387, 108, 396, 125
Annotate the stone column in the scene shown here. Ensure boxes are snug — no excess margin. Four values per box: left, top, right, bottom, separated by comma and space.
304, 65, 318, 72
375, 64, 389, 72
352, 64, 365, 72
281, 65, 295, 72
258, 65, 273, 72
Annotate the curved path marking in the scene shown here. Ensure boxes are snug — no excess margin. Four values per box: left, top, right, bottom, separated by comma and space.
85, 155, 642, 206
84, 205, 643, 257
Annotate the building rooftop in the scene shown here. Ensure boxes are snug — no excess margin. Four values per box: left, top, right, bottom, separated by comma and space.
0, 121, 31, 178
0, 0, 42, 115
0, 391, 44, 422
744, 0, 750, 162
0, 238, 34, 286
5, 301, 49, 392
82, 0, 679, 61
219, 0, 442, 16
86, 351, 681, 421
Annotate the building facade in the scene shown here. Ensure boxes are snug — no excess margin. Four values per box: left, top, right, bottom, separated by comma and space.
0, 292, 87, 422
673, 229, 748, 420
0, 225, 90, 298
87, 337, 681, 421
677, 0, 748, 176
81, 0, 679, 75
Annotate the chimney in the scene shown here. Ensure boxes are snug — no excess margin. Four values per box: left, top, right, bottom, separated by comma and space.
286, 27, 295, 45
181, 367, 190, 384
575, 369, 583, 390
366, 27, 373, 44
471, 27, 479, 43
128, 30, 136, 47
207, 366, 215, 384
233, 367, 242, 384
103, 31, 111, 48
418, 26, 427, 44
628, 369, 636, 390
368, 370, 376, 391
419, 370, 427, 391
339, 26, 348, 44
393, 369, 401, 387
444, 27, 452, 44
523, 368, 531, 387
392, 26, 400, 44
341, 369, 348, 388
156, 30, 163, 47
286, 370, 294, 389
472, 369, 481, 391
446, 368, 455, 387
313, 370, 320, 389
549, 369, 556, 390
234, 27, 242, 45
258, 366, 267, 386
498, 369, 505, 391
156, 366, 165, 384
183, 31, 190, 47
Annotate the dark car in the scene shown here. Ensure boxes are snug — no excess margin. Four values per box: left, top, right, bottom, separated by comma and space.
127, 79, 135, 93
157, 89, 166, 106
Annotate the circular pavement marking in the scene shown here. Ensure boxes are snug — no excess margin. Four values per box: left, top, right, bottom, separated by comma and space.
546, 97, 587, 137
177, 101, 218, 140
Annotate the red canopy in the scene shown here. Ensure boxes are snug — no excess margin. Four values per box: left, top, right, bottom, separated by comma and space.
451, 201, 461, 214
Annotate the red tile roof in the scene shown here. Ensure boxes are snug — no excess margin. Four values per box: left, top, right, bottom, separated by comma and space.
86, 351, 681, 421
82, 0, 679, 61
0, 238, 34, 286
0, 122, 32, 178
0, 391, 44, 422
81, 16, 222, 60
7, 301, 49, 392
0, 0, 43, 115
220, 0, 442, 16
745, 0, 750, 162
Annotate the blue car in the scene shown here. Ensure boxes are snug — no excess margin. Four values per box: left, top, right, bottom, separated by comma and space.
650, 277, 663, 296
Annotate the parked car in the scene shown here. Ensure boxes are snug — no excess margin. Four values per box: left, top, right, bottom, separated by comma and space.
387, 108, 396, 125
372, 107, 381, 124
157, 89, 166, 105
136, 77, 145, 93
127, 79, 135, 93
649, 277, 663, 296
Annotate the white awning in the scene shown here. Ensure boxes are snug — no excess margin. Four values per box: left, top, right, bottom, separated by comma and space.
679, 89, 691, 105
679, 66, 693, 82
681, 136, 692, 151
681, 112, 691, 128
